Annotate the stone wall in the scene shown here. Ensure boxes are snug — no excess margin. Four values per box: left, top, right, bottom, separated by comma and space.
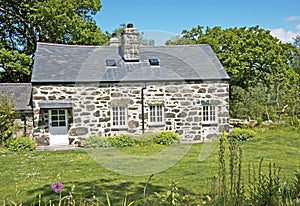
32, 81, 229, 144
12, 115, 34, 138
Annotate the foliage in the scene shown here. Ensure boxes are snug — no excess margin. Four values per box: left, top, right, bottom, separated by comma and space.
84, 134, 136, 148
6, 137, 36, 151
134, 132, 159, 146
84, 135, 112, 148
85, 131, 180, 148
167, 25, 300, 120
154, 131, 181, 145
288, 116, 300, 128
248, 158, 282, 205
110, 23, 155, 46
0, 0, 108, 82
0, 94, 15, 146
0, 48, 32, 82
293, 35, 300, 75
227, 128, 256, 141
172, 26, 298, 91
108, 134, 136, 147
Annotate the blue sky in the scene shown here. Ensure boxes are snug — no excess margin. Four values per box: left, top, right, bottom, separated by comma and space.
95, 0, 300, 44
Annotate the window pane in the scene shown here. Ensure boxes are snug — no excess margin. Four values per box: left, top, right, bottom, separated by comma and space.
59, 110, 65, 115
52, 122, 58, 127
59, 122, 66, 126
52, 110, 58, 115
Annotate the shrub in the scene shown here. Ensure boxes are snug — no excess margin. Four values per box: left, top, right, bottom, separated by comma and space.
154, 131, 181, 145
288, 116, 300, 128
135, 132, 159, 146
85, 134, 135, 148
84, 135, 111, 148
0, 94, 15, 146
6, 137, 36, 151
227, 128, 255, 141
108, 134, 135, 147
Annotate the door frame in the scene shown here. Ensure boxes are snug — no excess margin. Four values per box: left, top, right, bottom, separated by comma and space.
49, 109, 69, 145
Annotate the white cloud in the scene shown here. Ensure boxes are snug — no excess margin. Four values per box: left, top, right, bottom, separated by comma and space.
296, 24, 300, 30
285, 16, 300, 22
270, 28, 300, 42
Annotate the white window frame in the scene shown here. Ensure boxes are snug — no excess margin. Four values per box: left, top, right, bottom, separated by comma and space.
202, 105, 218, 124
111, 106, 128, 129
148, 105, 165, 126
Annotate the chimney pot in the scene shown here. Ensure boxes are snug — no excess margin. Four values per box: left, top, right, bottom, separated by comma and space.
112, 33, 117, 38
108, 33, 119, 46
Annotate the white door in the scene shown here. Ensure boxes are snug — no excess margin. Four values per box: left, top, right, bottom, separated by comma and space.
49, 109, 69, 145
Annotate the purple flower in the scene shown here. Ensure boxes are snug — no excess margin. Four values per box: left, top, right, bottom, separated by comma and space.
51, 182, 63, 193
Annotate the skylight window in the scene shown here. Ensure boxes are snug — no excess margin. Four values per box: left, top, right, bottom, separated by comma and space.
106, 59, 116, 66
149, 58, 159, 66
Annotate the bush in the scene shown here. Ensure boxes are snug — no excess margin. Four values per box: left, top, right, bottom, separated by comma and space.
135, 132, 159, 146
85, 134, 135, 148
154, 131, 181, 145
84, 131, 182, 148
108, 134, 135, 147
227, 128, 255, 141
0, 94, 15, 146
288, 116, 300, 128
7, 137, 36, 151
84, 135, 111, 148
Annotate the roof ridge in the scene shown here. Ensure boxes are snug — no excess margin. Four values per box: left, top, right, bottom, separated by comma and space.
37, 42, 102, 48
140, 44, 209, 48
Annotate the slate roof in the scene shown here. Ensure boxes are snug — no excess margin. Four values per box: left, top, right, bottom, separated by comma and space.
32, 42, 230, 83
0, 83, 32, 111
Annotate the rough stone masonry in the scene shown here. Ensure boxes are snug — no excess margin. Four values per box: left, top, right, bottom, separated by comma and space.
32, 80, 229, 145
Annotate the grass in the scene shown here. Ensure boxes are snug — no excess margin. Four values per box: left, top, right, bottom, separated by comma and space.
0, 125, 299, 204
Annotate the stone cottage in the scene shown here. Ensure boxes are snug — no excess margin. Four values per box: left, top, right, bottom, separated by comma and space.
31, 24, 230, 145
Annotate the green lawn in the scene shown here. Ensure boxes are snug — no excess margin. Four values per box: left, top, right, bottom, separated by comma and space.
0, 125, 299, 205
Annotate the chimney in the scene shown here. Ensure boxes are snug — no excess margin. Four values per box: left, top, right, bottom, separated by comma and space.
108, 33, 119, 46
120, 23, 140, 62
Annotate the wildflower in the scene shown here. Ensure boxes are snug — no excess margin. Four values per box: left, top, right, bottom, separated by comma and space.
51, 181, 63, 193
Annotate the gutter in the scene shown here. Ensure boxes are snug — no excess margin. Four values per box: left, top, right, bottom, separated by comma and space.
141, 86, 146, 133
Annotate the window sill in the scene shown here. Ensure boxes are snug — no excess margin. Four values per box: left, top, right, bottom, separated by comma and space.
111, 127, 128, 131
202, 123, 218, 127
148, 123, 165, 127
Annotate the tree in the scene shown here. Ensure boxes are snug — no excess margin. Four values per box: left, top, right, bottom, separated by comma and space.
111, 23, 155, 46
167, 25, 300, 119
292, 35, 300, 75
0, 0, 108, 82
0, 94, 15, 146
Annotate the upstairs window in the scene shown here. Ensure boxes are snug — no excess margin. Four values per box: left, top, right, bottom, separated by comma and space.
202, 105, 218, 124
111, 106, 127, 128
149, 58, 159, 66
149, 105, 164, 126
106, 59, 117, 67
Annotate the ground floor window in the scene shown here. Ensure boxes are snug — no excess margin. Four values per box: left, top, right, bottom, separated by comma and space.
149, 105, 164, 126
49, 109, 67, 127
111, 106, 127, 128
202, 105, 217, 124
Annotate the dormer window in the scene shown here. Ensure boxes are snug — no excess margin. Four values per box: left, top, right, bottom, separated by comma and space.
106, 59, 116, 67
149, 58, 159, 66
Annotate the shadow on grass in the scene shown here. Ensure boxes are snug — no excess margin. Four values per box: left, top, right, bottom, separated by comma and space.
25, 178, 185, 205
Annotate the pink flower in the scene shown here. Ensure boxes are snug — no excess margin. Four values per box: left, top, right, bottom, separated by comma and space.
51, 182, 63, 193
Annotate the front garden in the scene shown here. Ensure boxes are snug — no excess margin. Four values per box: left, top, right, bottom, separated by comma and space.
0, 124, 300, 205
